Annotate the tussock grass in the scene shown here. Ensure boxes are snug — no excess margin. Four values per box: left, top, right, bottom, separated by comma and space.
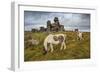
24, 31, 90, 61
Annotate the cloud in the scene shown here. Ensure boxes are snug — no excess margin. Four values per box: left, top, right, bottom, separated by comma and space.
24, 11, 90, 31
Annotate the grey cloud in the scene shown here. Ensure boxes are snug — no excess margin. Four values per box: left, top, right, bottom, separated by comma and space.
24, 11, 90, 32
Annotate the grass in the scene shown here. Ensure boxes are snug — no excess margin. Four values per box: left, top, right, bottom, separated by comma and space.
24, 31, 90, 61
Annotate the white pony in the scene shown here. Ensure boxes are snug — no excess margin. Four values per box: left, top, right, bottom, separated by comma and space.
43, 34, 66, 54
77, 32, 83, 40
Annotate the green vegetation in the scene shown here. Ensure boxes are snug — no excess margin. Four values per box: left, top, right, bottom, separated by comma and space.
24, 31, 90, 61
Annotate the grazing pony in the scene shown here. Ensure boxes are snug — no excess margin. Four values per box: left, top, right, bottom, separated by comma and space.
77, 32, 83, 40
43, 34, 66, 54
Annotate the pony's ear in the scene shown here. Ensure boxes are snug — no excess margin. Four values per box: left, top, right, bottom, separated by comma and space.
53, 36, 58, 41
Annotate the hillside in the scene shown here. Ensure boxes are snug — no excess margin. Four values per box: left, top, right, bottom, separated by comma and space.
24, 31, 90, 61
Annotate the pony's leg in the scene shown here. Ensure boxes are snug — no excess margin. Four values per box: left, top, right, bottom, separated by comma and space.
60, 42, 66, 50
77, 36, 79, 40
50, 44, 53, 52
63, 42, 66, 50
60, 43, 64, 50
80, 36, 82, 40
43, 42, 48, 54
79, 36, 82, 40
81, 35, 84, 40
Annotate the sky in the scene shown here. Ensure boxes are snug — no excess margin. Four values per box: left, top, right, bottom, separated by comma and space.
24, 11, 90, 32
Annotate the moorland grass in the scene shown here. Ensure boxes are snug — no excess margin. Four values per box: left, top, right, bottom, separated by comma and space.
24, 31, 90, 61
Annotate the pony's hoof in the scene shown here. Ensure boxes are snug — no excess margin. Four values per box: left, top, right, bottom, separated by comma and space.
43, 51, 47, 55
